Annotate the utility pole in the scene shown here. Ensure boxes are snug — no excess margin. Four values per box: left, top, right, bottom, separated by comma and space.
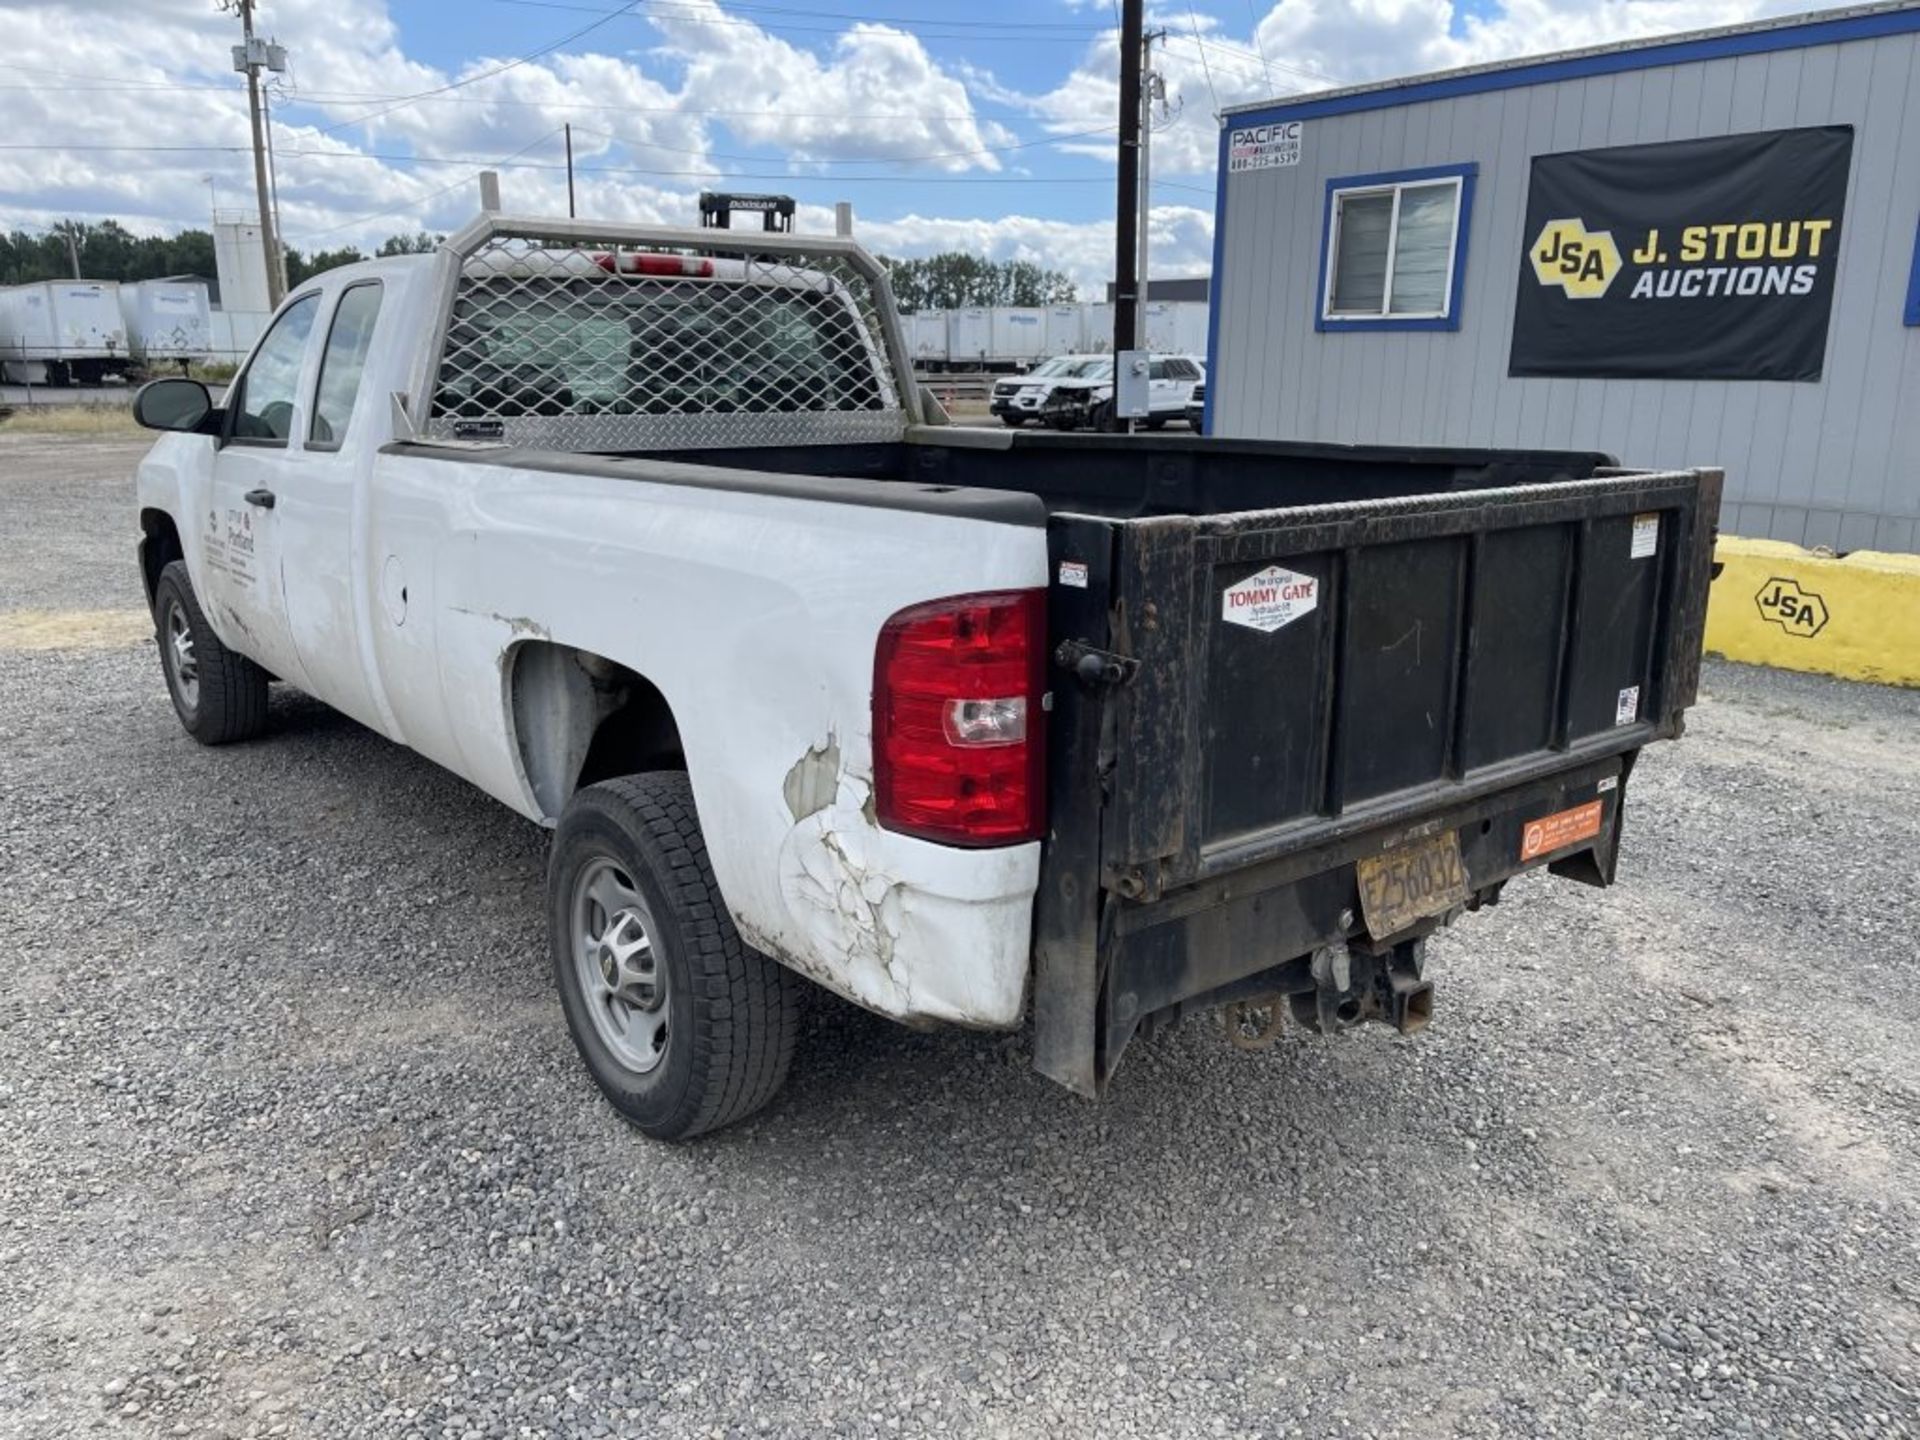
1136, 30, 1166, 349
62, 225, 81, 280
261, 78, 290, 297
1112, 0, 1143, 361
229, 0, 285, 307
565, 123, 576, 218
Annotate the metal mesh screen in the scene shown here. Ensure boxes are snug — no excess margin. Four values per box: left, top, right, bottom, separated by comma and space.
427, 230, 908, 452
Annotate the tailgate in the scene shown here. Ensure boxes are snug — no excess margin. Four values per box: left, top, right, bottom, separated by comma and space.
1033, 465, 1723, 1094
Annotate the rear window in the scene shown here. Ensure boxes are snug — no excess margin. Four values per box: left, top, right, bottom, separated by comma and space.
432, 277, 886, 421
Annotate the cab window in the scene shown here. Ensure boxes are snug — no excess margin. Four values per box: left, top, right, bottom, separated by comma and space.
310, 283, 385, 448
230, 293, 320, 444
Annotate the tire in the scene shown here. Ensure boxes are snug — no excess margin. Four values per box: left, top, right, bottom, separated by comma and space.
153, 559, 270, 745
1144, 417, 1167, 430
999, 415, 1028, 428
547, 774, 800, 1140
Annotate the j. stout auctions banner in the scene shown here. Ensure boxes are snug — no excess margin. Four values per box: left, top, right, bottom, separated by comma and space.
1509, 126, 1852, 381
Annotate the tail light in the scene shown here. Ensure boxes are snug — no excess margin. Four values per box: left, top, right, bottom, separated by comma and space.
591, 252, 715, 278
873, 589, 1047, 847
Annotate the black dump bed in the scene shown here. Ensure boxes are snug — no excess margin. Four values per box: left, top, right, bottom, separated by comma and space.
1006, 437, 1723, 1096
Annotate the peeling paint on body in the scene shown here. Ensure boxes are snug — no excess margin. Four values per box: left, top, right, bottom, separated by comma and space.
781, 733, 841, 823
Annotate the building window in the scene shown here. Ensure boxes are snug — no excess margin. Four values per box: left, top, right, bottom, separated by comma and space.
1905, 212, 1920, 327
1316, 164, 1477, 333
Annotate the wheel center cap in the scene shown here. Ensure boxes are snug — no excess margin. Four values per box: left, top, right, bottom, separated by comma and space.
598, 945, 618, 986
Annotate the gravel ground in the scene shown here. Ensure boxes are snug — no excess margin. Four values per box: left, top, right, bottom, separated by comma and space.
2, 433, 1917, 1440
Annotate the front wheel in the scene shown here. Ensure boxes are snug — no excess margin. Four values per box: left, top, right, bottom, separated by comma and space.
152, 560, 270, 744
547, 774, 800, 1140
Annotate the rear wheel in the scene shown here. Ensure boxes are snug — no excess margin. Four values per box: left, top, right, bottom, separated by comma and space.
1144, 416, 1167, 430
547, 774, 800, 1140
153, 560, 270, 744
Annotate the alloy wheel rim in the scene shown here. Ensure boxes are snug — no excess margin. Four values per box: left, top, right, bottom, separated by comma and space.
571, 857, 669, 1074
165, 600, 198, 711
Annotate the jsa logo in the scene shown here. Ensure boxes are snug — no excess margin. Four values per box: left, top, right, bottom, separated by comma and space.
1530, 217, 1623, 299
1755, 577, 1829, 637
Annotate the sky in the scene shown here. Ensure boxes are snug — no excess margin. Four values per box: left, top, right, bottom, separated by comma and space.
0, 0, 1858, 295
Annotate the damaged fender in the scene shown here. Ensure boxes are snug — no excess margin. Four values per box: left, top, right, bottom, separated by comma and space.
771, 742, 1037, 1029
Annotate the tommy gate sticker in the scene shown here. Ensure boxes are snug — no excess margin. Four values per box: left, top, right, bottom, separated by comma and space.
1222, 565, 1319, 633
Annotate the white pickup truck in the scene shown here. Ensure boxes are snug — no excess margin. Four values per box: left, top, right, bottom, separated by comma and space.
132, 215, 1723, 1139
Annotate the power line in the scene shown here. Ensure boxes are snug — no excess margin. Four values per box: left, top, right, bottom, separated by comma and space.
309, 1, 641, 137
565, 120, 1116, 166
294, 126, 568, 243
0, 140, 1133, 185
1163, 31, 1330, 86
489, 0, 1105, 39
0, 117, 1119, 171
0, 79, 1017, 123
1184, 3, 1220, 116
1244, 0, 1278, 91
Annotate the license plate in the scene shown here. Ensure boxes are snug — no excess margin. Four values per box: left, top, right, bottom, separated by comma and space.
1355, 830, 1470, 940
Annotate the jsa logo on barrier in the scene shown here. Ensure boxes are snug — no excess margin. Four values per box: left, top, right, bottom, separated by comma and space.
1755, 576, 1829, 637
1222, 565, 1318, 634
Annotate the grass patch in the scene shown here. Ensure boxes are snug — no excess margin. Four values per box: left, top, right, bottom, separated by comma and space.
0, 608, 152, 651
0, 403, 144, 438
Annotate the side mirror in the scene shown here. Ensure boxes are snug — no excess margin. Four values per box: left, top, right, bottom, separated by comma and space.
133, 377, 217, 434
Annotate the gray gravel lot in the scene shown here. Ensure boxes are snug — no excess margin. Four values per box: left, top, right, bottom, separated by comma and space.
2, 433, 1917, 1440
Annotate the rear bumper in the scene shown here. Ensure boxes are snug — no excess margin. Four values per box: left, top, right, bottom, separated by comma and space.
1032, 752, 1632, 1095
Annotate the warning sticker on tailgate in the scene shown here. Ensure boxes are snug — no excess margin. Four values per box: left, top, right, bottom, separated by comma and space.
1221, 565, 1318, 633
1519, 800, 1604, 862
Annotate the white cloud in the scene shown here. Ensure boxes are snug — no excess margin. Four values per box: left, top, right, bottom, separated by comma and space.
1012, 0, 1857, 178
0, 0, 1016, 258
0, 0, 1868, 299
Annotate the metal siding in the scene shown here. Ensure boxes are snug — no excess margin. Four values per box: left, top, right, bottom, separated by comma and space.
1213, 23, 1920, 552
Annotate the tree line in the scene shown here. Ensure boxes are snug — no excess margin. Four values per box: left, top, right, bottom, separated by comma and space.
0, 220, 441, 291
880, 252, 1079, 310
2, 218, 1079, 308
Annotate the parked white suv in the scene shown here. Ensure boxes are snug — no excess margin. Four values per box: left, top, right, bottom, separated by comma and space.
1030, 353, 1204, 431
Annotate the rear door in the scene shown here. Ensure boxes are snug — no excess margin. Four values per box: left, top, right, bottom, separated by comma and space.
200, 291, 322, 690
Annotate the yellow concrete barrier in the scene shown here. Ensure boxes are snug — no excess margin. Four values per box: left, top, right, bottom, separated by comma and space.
1704, 537, 1920, 688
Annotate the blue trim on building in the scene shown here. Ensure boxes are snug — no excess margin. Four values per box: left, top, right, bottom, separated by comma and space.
1313, 163, 1477, 334
1906, 212, 1920, 326
1225, 6, 1920, 130
1202, 123, 1230, 436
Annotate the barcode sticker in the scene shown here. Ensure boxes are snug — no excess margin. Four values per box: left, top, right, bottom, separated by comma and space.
1616, 685, 1640, 726
1630, 513, 1659, 559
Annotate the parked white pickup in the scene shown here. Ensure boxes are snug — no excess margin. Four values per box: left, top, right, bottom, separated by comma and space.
132, 214, 1720, 1139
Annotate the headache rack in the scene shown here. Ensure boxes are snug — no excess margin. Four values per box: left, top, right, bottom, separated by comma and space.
417, 214, 924, 453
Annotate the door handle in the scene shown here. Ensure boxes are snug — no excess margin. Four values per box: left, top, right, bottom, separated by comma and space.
244, 488, 276, 510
